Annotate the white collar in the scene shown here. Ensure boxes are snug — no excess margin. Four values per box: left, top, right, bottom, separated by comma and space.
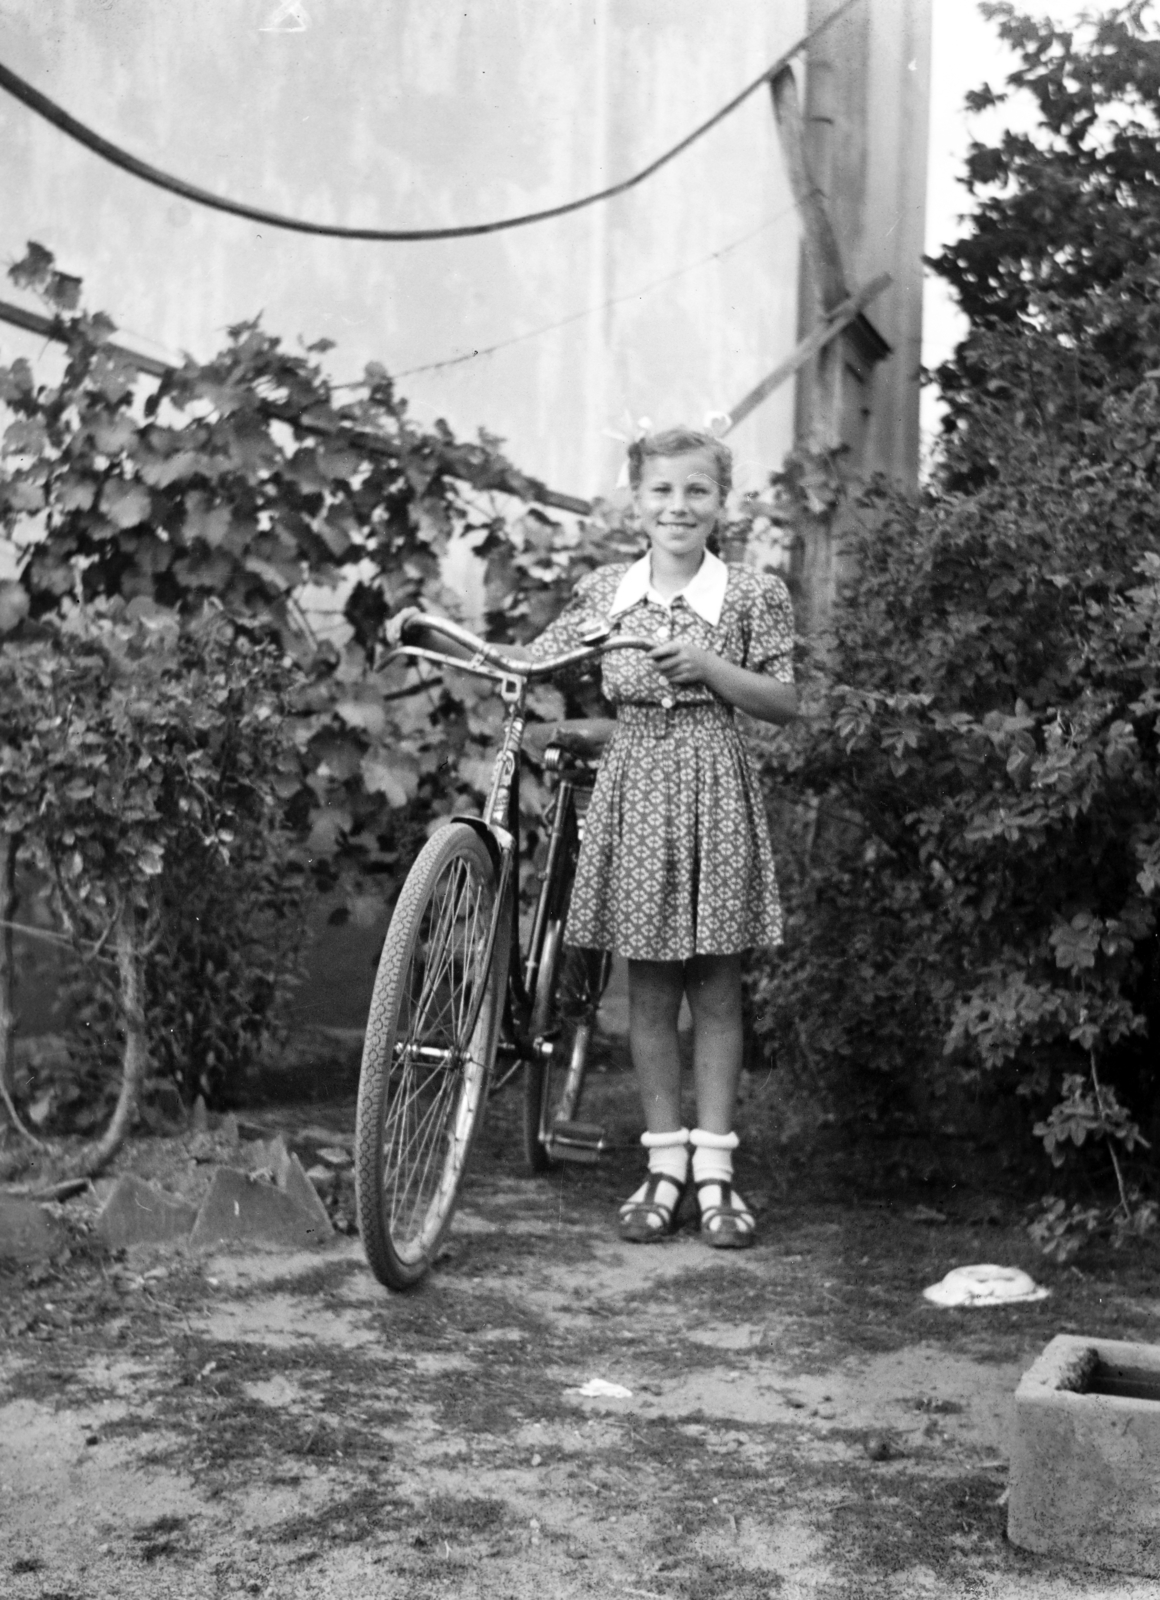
608, 549, 728, 627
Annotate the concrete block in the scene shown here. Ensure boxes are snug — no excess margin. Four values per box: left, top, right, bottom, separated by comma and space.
247, 1133, 290, 1175
1009, 1333, 1160, 1577
250, 1135, 334, 1233
95, 1174, 197, 1249
189, 1166, 333, 1250
0, 1196, 63, 1262
279, 1152, 334, 1230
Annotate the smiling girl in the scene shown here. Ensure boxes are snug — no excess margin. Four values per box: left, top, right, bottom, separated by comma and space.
527, 426, 797, 1248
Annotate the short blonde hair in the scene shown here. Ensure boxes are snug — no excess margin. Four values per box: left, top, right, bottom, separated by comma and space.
626, 426, 733, 496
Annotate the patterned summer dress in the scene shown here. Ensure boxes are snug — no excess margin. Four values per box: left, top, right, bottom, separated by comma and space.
529, 551, 794, 961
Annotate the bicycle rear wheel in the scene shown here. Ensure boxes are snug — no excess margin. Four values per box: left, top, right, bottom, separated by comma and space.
523, 909, 610, 1173
355, 823, 507, 1289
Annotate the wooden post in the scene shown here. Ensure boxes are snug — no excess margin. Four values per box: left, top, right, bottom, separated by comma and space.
770, 0, 891, 632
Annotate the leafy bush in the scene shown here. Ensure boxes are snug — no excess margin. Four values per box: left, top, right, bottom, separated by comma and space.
0, 604, 303, 1161
0, 244, 643, 901
0, 245, 646, 1149
742, 6, 1160, 1218
146, 823, 308, 1107
753, 296, 1160, 1197
40, 613, 311, 1119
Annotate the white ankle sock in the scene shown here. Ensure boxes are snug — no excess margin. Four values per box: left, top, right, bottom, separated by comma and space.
620, 1128, 689, 1227
643, 1128, 690, 1188
690, 1128, 753, 1237
689, 1127, 737, 1187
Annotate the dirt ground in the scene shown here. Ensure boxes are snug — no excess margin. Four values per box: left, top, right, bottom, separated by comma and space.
4, 1065, 1160, 1600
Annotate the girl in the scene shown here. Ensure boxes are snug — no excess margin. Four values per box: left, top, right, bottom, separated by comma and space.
527, 426, 797, 1248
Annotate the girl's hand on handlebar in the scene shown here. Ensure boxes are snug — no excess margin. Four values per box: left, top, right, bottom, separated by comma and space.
385, 606, 423, 648
649, 638, 714, 686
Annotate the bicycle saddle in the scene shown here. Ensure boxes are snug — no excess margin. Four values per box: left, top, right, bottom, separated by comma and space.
524, 717, 616, 760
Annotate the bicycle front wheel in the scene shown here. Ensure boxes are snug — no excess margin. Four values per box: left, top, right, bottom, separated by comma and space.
355, 823, 507, 1290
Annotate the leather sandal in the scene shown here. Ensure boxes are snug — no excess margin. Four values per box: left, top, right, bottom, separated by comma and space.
618, 1173, 686, 1243
695, 1178, 755, 1250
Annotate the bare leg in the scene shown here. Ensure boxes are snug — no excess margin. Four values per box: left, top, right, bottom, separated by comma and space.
686, 952, 754, 1246
619, 958, 687, 1240
686, 952, 744, 1134
627, 957, 684, 1131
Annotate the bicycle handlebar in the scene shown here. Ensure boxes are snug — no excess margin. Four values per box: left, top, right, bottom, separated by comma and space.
393, 611, 652, 683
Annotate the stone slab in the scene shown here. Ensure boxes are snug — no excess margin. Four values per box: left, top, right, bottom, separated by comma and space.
95, 1174, 198, 1249
277, 1148, 334, 1233
1009, 1333, 1160, 1577
250, 1135, 334, 1234
189, 1166, 334, 1250
0, 1196, 63, 1262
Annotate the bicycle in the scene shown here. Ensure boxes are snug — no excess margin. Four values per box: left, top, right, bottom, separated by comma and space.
353, 612, 649, 1290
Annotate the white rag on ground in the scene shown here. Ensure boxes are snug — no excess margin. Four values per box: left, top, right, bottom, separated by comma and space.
923, 1263, 1049, 1307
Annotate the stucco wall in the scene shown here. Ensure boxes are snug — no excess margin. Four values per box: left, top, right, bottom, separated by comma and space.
0, 0, 825, 501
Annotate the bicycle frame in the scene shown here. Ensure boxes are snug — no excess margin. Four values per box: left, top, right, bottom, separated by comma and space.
388, 614, 646, 1078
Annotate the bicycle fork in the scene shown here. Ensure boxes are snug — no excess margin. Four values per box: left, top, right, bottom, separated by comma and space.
446, 673, 527, 1064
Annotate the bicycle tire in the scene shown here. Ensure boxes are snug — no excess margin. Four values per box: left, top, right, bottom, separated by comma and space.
355, 823, 508, 1290
523, 909, 609, 1174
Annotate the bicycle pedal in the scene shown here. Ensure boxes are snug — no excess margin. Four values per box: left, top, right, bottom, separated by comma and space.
546, 1120, 607, 1164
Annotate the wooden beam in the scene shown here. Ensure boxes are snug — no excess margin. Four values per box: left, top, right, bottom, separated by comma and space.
0, 297, 593, 517
769, 65, 848, 313
0, 296, 174, 378
723, 271, 891, 435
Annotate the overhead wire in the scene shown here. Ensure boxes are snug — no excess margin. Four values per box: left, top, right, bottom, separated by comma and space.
393, 202, 800, 380
2, 201, 798, 395
0, 0, 860, 242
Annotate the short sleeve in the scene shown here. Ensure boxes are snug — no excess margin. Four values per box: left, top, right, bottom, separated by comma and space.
527, 570, 607, 661
745, 573, 795, 682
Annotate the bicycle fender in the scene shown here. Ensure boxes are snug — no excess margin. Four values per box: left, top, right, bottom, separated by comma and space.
448, 813, 511, 873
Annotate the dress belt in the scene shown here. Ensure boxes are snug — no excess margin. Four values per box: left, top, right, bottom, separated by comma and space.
615, 700, 734, 737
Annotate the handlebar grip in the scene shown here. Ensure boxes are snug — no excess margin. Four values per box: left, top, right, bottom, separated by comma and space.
394, 611, 485, 655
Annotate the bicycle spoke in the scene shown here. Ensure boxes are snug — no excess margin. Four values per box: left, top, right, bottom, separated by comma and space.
455, 867, 489, 1046
384, 1053, 458, 1241
391, 1054, 455, 1162
386, 1041, 473, 1223
430, 859, 487, 1049
427, 866, 464, 1044
402, 1062, 469, 1238
410, 860, 464, 1042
